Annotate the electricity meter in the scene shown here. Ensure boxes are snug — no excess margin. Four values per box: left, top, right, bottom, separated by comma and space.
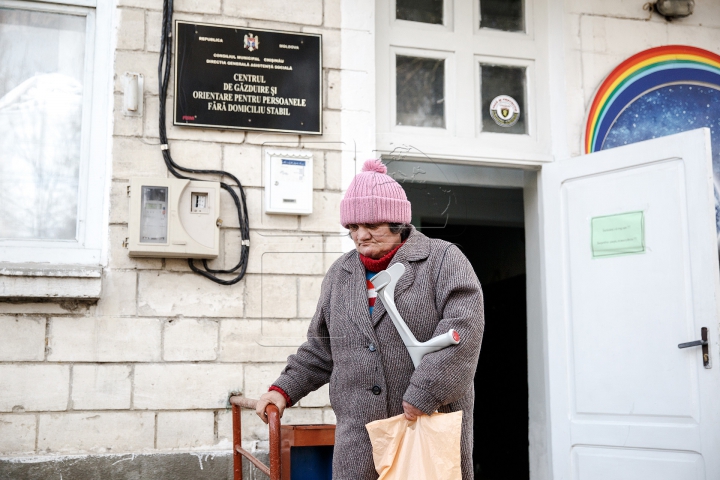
127, 177, 220, 258
264, 149, 313, 215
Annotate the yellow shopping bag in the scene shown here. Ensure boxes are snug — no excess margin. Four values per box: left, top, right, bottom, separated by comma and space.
365, 411, 463, 480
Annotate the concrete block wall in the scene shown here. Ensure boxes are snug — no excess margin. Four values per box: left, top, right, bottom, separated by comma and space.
0, 0, 344, 461
564, 0, 720, 157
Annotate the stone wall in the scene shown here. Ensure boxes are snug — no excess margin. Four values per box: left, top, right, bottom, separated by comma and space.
0, 452, 267, 480
0, 0, 344, 469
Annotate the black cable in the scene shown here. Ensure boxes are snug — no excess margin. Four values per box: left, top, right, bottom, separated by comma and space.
158, 0, 249, 285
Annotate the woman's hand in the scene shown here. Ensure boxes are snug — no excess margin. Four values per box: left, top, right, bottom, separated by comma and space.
402, 400, 425, 421
256, 391, 288, 424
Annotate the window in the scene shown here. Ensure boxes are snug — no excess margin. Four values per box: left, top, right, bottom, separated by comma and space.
396, 0, 443, 25
480, 64, 527, 134
376, 0, 549, 161
396, 55, 445, 128
479, 0, 524, 32
0, 0, 111, 265
0, 9, 86, 240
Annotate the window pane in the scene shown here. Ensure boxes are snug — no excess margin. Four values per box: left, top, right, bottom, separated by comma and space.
481, 64, 527, 134
140, 187, 169, 244
396, 0, 443, 25
480, 0, 524, 32
0, 9, 86, 240
396, 55, 445, 128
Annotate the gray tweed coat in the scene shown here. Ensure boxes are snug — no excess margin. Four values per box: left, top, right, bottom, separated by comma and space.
273, 227, 484, 479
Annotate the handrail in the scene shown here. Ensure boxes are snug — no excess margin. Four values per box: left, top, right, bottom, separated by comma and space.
230, 395, 281, 480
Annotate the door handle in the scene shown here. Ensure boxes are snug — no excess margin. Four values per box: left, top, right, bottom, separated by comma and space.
678, 327, 711, 369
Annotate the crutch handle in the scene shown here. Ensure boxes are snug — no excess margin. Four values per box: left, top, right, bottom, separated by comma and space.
372, 264, 461, 368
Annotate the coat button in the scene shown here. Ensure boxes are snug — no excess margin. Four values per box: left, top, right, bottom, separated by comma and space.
368, 344, 376, 352
372, 385, 382, 395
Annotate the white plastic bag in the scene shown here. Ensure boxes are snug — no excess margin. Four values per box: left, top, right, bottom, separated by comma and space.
365, 411, 463, 480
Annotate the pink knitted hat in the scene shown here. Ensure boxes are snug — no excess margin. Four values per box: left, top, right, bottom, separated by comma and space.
340, 159, 411, 227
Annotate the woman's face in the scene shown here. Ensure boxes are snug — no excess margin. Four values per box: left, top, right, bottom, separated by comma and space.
348, 223, 403, 259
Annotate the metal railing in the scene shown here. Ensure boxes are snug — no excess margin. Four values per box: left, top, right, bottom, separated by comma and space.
230, 395, 281, 480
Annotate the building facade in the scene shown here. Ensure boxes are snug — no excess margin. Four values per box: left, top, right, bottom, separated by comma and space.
2, 0, 720, 478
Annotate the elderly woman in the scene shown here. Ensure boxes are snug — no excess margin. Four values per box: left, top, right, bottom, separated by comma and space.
256, 159, 484, 479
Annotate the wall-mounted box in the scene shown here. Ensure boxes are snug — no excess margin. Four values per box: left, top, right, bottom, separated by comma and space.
128, 177, 220, 258
265, 150, 314, 215
122, 72, 144, 117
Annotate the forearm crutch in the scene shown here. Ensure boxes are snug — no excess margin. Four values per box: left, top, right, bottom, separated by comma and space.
371, 263, 460, 368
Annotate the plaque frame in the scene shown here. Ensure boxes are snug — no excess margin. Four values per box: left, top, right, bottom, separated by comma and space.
173, 20, 323, 135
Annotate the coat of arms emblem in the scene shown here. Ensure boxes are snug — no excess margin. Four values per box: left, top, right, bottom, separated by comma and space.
489, 95, 520, 128
244, 33, 259, 52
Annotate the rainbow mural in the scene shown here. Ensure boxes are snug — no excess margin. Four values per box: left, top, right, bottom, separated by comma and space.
584, 45, 720, 154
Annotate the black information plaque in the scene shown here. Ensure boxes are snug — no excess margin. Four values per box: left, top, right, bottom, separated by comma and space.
174, 21, 322, 134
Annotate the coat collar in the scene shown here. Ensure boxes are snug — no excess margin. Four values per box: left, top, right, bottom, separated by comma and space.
340, 227, 431, 327
335, 252, 376, 344
340, 225, 430, 274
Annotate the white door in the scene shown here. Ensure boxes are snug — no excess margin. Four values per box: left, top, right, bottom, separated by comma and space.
541, 128, 720, 480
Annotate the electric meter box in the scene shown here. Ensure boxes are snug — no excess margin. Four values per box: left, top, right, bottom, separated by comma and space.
127, 177, 220, 258
264, 149, 313, 215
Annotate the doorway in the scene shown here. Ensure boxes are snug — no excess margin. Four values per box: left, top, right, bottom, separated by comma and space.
404, 181, 529, 480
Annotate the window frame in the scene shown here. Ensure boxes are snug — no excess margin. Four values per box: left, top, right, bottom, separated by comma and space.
376, 0, 552, 164
475, 55, 535, 138
0, 0, 111, 266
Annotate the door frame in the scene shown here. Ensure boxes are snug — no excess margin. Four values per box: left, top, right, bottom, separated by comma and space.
383, 159, 554, 479
524, 169, 553, 480
346, 0, 570, 476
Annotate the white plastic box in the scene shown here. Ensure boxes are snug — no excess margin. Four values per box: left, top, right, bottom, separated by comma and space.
264, 149, 314, 215
127, 177, 220, 258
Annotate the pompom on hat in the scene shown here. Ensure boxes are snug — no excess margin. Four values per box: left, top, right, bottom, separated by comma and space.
340, 159, 411, 227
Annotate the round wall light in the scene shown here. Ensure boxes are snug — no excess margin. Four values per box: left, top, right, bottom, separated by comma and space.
652, 0, 695, 20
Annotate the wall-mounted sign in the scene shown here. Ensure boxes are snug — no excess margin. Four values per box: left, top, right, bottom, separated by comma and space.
591, 211, 645, 258
489, 95, 520, 127
174, 21, 322, 134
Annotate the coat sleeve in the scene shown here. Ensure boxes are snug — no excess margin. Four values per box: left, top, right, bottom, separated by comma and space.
271, 270, 334, 404
403, 244, 485, 414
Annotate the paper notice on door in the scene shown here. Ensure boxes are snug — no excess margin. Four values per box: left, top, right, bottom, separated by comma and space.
591, 211, 645, 258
